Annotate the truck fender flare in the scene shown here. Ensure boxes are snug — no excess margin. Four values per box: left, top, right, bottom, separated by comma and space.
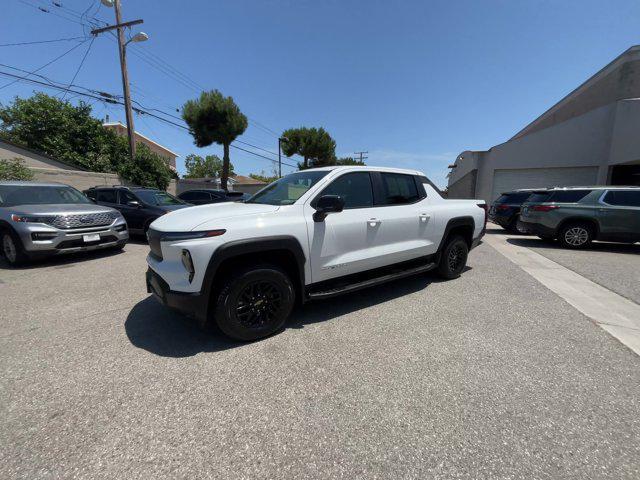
436, 216, 476, 254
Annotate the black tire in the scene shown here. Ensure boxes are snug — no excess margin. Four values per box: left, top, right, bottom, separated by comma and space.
437, 235, 469, 279
1, 228, 29, 266
213, 265, 295, 341
505, 217, 519, 233
109, 241, 127, 252
558, 222, 593, 249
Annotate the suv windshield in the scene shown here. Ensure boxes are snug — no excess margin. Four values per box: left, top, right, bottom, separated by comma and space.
135, 190, 184, 206
247, 171, 329, 205
0, 185, 91, 207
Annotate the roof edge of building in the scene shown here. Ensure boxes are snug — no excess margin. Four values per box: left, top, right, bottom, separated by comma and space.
509, 44, 640, 141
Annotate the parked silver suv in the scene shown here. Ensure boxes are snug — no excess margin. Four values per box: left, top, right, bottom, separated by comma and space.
0, 181, 128, 266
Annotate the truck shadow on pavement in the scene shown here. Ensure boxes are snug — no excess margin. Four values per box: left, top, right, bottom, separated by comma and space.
506, 237, 640, 255
124, 271, 460, 358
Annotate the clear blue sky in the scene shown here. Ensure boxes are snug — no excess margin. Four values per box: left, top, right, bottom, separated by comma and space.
2, 0, 639, 186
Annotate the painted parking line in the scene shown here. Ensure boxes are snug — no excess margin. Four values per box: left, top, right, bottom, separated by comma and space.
484, 234, 640, 356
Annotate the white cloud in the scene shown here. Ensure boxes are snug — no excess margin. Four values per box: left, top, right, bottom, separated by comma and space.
341, 149, 456, 188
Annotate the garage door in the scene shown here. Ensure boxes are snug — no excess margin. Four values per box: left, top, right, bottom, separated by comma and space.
491, 167, 599, 201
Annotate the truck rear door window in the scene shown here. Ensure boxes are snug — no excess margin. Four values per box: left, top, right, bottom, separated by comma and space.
380, 173, 420, 205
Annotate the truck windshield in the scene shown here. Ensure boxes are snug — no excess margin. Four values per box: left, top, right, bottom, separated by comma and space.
0, 185, 91, 207
246, 171, 329, 205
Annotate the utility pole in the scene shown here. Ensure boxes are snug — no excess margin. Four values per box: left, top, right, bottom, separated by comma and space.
91, 1, 145, 162
354, 151, 369, 164
278, 137, 287, 177
113, 0, 136, 161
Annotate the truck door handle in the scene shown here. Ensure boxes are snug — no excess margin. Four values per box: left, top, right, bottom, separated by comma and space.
368, 218, 381, 227
419, 213, 430, 222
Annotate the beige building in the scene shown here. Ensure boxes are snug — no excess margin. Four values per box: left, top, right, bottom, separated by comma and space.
447, 45, 640, 203
103, 121, 178, 172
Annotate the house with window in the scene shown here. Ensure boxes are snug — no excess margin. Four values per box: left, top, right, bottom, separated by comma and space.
103, 121, 178, 172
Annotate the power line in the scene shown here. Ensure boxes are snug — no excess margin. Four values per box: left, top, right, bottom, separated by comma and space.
0, 68, 299, 170
0, 38, 88, 90
17, 0, 94, 28
0, 36, 87, 47
60, 36, 95, 99
13, 0, 287, 162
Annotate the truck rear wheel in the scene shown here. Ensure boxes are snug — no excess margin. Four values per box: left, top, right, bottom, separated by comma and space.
437, 235, 468, 279
213, 265, 295, 341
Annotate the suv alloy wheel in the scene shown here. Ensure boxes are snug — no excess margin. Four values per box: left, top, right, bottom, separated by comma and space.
213, 265, 295, 341
1, 230, 28, 266
558, 223, 593, 249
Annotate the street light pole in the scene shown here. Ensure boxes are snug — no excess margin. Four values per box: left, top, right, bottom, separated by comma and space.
113, 0, 136, 161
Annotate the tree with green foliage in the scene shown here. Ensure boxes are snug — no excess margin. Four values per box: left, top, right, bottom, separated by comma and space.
183, 153, 234, 179
248, 168, 279, 184
0, 158, 34, 181
0, 93, 173, 189
182, 90, 247, 191
117, 143, 173, 190
0, 93, 120, 172
336, 156, 365, 166
280, 127, 336, 169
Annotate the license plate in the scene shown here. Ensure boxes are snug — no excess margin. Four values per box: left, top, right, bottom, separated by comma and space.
83, 234, 100, 242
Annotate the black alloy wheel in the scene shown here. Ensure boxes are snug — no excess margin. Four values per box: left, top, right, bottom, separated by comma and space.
213, 266, 295, 341
235, 280, 283, 329
437, 235, 469, 279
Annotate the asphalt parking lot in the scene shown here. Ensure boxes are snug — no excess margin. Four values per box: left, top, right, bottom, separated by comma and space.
1, 233, 640, 479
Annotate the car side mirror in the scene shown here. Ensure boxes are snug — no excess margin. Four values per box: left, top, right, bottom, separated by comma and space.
313, 195, 345, 222
127, 200, 141, 208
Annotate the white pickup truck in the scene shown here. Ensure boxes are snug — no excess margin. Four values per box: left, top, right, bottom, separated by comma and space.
146, 166, 486, 340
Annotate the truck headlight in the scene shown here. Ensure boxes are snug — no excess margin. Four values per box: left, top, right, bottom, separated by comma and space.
181, 249, 195, 283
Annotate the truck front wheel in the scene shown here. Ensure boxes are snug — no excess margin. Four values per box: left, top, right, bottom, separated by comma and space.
437, 235, 468, 279
213, 265, 295, 341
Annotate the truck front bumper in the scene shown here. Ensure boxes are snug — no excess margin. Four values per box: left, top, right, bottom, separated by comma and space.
146, 267, 209, 324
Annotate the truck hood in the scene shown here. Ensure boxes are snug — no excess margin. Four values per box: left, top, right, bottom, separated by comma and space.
150, 202, 280, 231
7, 203, 118, 216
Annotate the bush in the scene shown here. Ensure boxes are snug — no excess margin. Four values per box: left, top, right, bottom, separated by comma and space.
0, 158, 34, 181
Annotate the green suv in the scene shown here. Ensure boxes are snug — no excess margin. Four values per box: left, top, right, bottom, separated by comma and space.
517, 186, 640, 249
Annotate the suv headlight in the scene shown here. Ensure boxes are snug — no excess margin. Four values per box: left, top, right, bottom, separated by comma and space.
11, 214, 54, 224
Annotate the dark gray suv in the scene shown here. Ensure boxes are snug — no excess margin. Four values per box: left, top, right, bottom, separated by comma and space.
518, 186, 640, 248
0, 181, 128, 266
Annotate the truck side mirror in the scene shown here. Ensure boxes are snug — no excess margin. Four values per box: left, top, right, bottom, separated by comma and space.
313, 195, 345, 222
